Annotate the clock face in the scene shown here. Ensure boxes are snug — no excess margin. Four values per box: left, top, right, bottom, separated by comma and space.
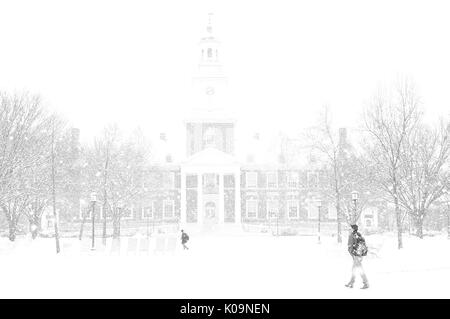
205, 86, 215, 95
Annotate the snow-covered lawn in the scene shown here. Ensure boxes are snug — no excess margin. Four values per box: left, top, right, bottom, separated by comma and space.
1, 232, 449, 298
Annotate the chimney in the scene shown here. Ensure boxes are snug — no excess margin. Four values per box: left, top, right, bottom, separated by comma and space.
339, 128, 347, 146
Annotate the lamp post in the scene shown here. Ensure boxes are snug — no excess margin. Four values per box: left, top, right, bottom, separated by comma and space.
351, 191, 359, 225
90, 192, 97, 250
117, 200, 124, 238
316, 199, 322, 244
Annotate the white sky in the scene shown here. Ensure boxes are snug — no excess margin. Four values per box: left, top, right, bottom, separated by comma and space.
0, 0, 449, 155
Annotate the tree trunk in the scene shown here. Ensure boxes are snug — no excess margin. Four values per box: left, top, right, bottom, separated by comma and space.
394, 194, 403, 249
415, 214, 424, 239
102, 201, 107, 244
8, 219, 16, 242
447, 211, 450, 240
31, 227, 38, 239
79, 212, 87, 240
102, 145, 110, 244
447, 209, 450, 240
112, 210, 120, 239
29, 215, 41, 240
30, 218, 40, 239
336, 201, 342, 243
51, 124, 61, 254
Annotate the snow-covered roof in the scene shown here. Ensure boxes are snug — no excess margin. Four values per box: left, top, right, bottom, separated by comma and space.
236, 132, 315, 170
184, 107, 235, 124
182, 147, 239, 167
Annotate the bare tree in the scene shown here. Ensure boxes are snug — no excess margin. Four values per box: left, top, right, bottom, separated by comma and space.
364, 79, 421, 249
24, 163, 51, 239
81, 126, 151, 240
0, 92, 51, 241
397, 121, 450, 238
80, 124, 120, 243
107, 129, 151, 238
97, 125, 119, 244
306, 107, 376, 242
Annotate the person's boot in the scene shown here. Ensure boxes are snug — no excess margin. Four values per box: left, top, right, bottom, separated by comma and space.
361, 283, 369, 289
345, 282, 354, 288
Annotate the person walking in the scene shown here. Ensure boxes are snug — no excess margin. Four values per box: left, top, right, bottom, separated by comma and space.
181, 229, 189, 250
345, 224, 369, 289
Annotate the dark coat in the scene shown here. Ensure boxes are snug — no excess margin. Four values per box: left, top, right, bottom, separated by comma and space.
348, 230, 367, 257
347, 231, 359, 256
181, 232, 189, 244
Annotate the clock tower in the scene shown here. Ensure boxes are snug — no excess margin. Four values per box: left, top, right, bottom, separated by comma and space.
192, 13, 227, 108
186, 13, 235, 157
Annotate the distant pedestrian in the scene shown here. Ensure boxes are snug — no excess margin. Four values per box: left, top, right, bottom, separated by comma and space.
345, 224, 369, 289
181, 229, 189, 250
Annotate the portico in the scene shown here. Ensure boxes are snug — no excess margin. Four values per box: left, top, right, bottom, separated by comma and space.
180, 148, 241, 226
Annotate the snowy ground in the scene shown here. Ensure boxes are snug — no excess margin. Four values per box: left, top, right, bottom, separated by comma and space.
1, 231, 450, 299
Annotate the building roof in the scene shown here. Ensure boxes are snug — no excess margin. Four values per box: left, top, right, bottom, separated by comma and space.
182, 147, 239, 167
184, 107, 235, 124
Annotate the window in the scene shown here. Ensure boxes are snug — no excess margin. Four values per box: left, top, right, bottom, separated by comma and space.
205, 202, 216, 218
121, 207, 133, 220
203, 174, 218, 194
79, 207, 89, 220
366, 219, 372, 227
207, 48, 213, 58
142, 203, 155, 219
266, 172, 277, 188
224, 175, 235, 188
307, 172, 319, 188
267, 200, 279, 219
100, 206, 112, 220
203, 127, 216, 147
186, 175, 198, 188
246, 200, 258, 219
204, 174, 216, 188
246, 172, 258, 188
287, 172, 299, 188
287, 200, 299, 219
79, 206, 102, 220
163, 200, 175, 219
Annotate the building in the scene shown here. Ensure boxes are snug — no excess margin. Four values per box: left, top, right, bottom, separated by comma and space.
71, 14, 381, 235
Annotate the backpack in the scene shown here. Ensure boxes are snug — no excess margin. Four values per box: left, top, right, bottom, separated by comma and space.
353, 232, 368, 257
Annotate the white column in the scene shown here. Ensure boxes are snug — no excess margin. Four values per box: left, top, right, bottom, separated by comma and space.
197, 173, 203, 224
235, 170, 241, 224
218, 173, 224, 224
180, 171, 186, 224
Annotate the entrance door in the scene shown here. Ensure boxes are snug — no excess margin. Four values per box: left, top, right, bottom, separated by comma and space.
205, 202, 216, 219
